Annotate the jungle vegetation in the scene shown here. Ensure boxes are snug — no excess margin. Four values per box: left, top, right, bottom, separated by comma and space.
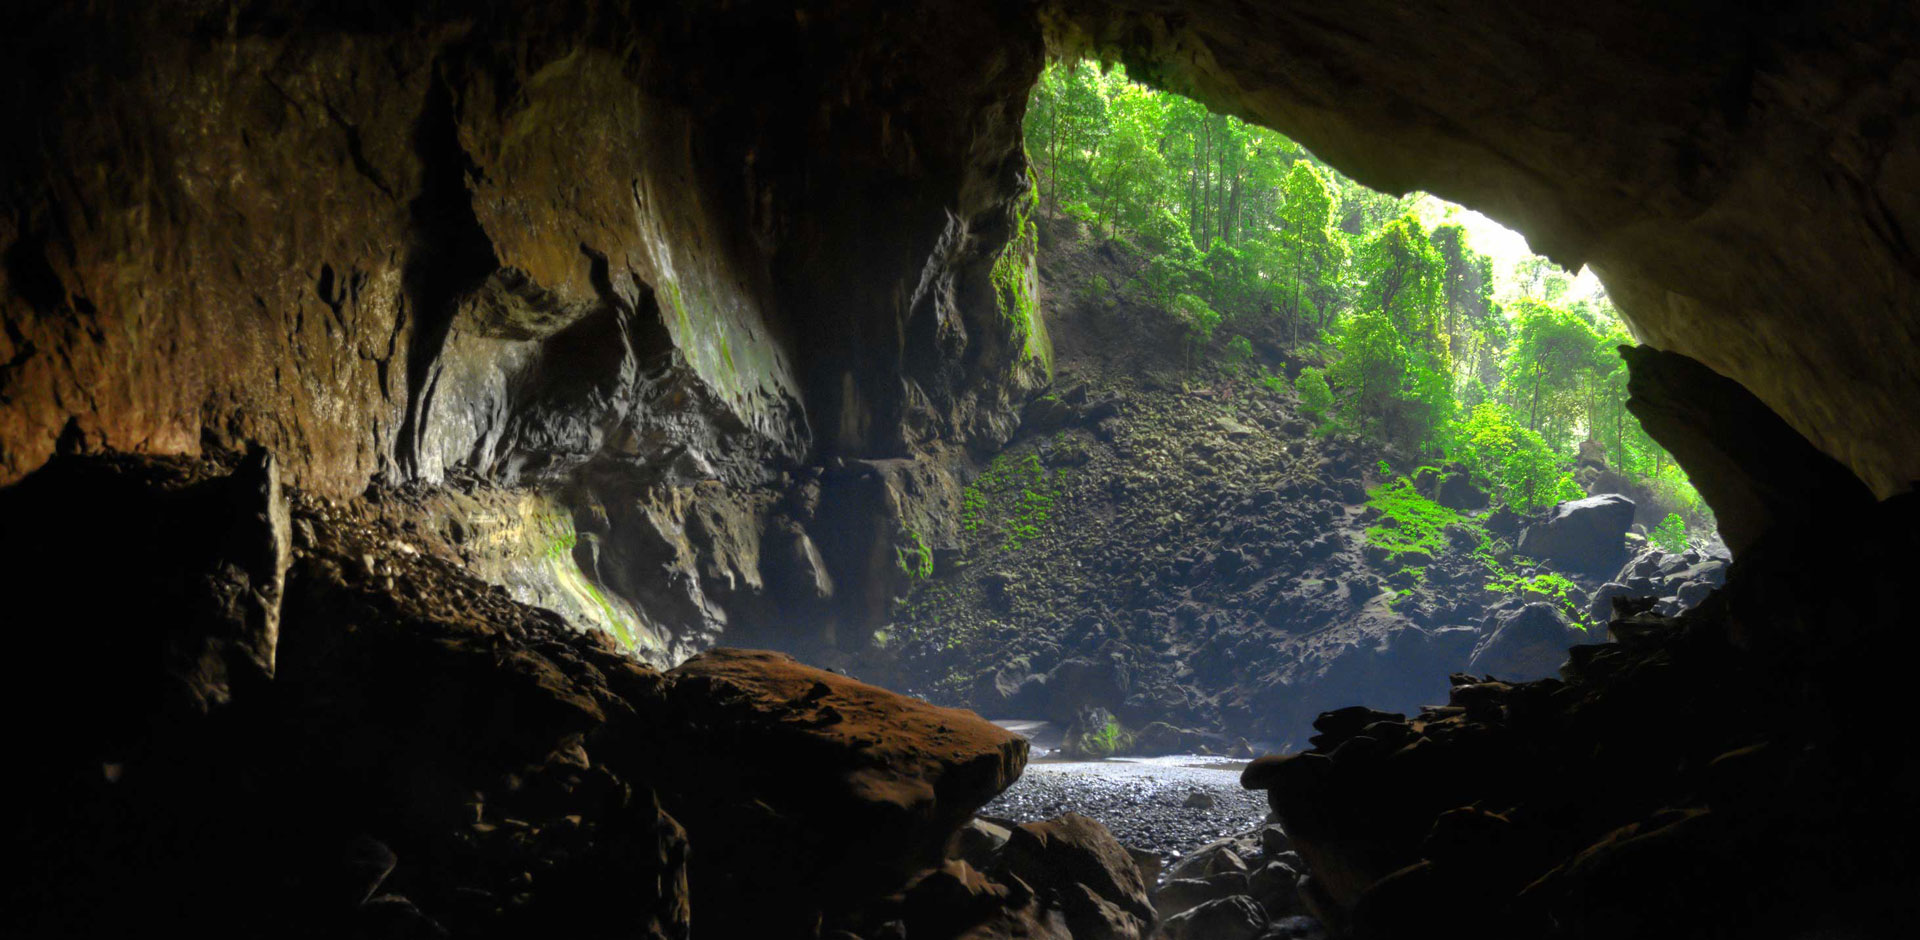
1024, 61, 1708, 527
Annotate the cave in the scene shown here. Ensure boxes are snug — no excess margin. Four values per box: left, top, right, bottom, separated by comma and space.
4, 2, 1917, 938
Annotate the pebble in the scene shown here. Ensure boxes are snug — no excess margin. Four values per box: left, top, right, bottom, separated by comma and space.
982, 757, 1269, 866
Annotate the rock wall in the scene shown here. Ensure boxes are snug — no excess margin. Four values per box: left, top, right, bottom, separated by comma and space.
0, 1, 1048, 654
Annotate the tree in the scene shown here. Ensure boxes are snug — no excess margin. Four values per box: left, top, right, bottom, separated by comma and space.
1502, 301, 1605, 450
1275, 161, 1343, 344
1455, 403, 1584, 512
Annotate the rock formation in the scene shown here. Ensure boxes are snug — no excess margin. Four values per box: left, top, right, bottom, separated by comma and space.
4, 2, 1920, 937
6, 1, 1918, 657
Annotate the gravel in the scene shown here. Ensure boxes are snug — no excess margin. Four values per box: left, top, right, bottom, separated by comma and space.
981, 756, 1270, 864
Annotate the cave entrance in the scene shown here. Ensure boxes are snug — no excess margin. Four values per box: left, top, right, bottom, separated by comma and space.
865, 62, 1722, 780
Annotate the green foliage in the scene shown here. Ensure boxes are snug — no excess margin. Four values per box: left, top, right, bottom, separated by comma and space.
960, 452, 1057, 551
896, 529, 934, 580
1365, 474, 1591, 626
1223, 335, 1255, 374
1454, 403, 1583, 513
1650, 513, 1689, 553
1295, 366, 1333, 419
1363, 477, 1461, 564
1483, 566, 1585, 624
1023, 60, 1714, 541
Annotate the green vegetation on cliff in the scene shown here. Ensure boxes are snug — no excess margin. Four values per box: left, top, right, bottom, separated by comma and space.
1025, 61, 1707, 524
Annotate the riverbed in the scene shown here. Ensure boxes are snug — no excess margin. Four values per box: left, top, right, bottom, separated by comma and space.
983, 721, 1271, 863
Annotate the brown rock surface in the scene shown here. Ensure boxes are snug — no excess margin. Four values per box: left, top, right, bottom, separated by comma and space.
658, 647, 1030, 936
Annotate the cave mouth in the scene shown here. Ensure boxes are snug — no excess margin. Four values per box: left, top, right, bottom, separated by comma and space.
8, 5, 1917, 937
816, 62, 1723, 780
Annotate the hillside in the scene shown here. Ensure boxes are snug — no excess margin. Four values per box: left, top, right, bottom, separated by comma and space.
860, 218, 1724, 750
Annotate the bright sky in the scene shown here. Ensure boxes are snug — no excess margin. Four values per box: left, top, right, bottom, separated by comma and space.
1413, 195, 1607, 307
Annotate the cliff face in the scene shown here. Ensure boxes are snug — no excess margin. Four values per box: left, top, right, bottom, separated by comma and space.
4, 0, 1918, 656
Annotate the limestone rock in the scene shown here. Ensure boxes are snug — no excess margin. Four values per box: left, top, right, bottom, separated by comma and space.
1467, 603, 1586, 682
1621, 345, 1877, 554
1517, 495, 1636, 574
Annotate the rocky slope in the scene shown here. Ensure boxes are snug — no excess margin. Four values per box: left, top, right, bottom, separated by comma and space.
866, 221, 1722, 750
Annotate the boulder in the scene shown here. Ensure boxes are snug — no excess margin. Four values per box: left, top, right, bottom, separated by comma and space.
1003, 814, 1155, 939
1045, 657, 1132, 722
660, 648, 1028, 937
1590, 582, 1640, 623
1518, 495, 1637, 573
1133, 720, 1208, 756
1161, 895, 1268, 940
1062, 706, 1132, 759
951, 817, 1013, 871
1467, 603, 1586, 682
1249, 860, 1305, 917
1153, 876, 1244, 921
1435, 471, 1490, 511
1674, 580, 1716, 608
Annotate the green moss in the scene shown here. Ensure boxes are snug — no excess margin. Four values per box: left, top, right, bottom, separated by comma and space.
1367, 475, 1590, 626
991, 181, 1054, 376
961, 452, 1057, 552
895, 529, 934, 581
1363, 477, 1460, 564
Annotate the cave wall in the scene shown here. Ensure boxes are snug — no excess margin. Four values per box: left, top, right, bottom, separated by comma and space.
1046, 0, 1920, 497
6, 0, 1919, 656
0, 0, 1047, 655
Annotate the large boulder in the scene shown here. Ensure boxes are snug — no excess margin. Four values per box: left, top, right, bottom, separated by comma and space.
1467, 603, 1587, 682
1002, 813, 1156, 939
1044, 656, 1132, 722
1518, 495, 1637, 574
658, 648, 1028, 937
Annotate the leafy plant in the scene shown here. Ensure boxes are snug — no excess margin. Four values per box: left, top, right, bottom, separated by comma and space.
1223, 335, 1256, 374
1363, 477, 1460, 564
896, 529, 934, 580
1294, 366, 1333, 420
1649, 513, 1688, 553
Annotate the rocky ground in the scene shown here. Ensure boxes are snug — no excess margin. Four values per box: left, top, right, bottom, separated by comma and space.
860, 219, 1725, 752
981, 758, 1270, 866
